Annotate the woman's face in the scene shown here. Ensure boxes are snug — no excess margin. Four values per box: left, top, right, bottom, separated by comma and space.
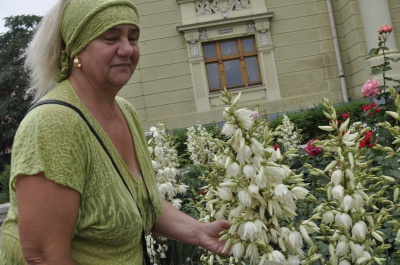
78, 24, 140, 90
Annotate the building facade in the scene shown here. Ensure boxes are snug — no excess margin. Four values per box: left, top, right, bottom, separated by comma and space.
119, 0, 400, 130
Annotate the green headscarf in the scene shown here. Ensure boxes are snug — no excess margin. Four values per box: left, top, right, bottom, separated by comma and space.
56, 0, 139, 82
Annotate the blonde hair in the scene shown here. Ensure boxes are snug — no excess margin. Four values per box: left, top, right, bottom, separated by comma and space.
25, 0, 68, 102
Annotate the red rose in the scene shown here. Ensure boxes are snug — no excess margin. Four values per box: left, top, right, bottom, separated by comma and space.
305, 140, 322, 156
342, 113, 350, 119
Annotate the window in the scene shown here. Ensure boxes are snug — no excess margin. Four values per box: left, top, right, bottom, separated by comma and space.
203, 36, 262, 92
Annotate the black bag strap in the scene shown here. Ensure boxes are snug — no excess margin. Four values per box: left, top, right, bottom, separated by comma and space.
29, 99, 151, 265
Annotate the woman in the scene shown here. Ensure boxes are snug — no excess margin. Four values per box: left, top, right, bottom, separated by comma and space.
0, 0, 229, 264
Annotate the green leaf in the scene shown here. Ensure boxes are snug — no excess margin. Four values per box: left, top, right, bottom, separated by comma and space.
369, 48, 379, 57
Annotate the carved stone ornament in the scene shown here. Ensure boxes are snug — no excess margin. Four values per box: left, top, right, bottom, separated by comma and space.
259, 31, 270, 46
195, 0, 250, 16
184, 31, 200, 43
189, 43, 200, 57
255, 19, 270, 33
246, 23, 256, 33
199, 29, 209, 41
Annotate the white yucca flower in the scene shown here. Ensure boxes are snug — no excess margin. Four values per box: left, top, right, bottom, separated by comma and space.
276, 114, 301, 152
306, 98, 391, 265
148, 123, 188, 207
186, 123, 217, 166
195, 89, 316, 264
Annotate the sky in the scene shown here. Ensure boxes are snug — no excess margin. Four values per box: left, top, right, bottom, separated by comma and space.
0, 0, 58, 33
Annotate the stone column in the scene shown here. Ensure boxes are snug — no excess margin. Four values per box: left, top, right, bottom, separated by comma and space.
358, 0, 398, 52
358, 0, 400, 84
183, 30, 211, 112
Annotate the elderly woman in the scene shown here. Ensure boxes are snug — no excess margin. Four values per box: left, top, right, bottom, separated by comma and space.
0, 0, 229, 264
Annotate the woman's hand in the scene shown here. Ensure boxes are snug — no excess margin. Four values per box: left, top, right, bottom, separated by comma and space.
198, 220, 231, 256
153, 199, 231, 256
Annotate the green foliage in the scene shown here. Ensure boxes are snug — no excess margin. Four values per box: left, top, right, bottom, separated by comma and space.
0, 15, 42, 153
0, 164, 10, 204
268, 99, 370, 142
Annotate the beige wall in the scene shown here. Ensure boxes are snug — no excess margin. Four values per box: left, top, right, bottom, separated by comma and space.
331, 0, 366, 100
119, 0, 397, 131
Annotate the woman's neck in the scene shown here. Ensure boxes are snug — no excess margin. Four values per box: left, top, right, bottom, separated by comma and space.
68, 74, 120, 120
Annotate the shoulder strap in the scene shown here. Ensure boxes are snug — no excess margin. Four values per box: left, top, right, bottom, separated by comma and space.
29, 100, 127, 197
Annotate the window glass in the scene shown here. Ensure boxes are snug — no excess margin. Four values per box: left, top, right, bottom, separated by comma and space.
221, 40, 238, 56
206, 63, 221, 91
224, 60, 243, 87
242, 38, 255, 53
245, 57, 261, 83
203, 43, 216, 58
202, 36, 261, 92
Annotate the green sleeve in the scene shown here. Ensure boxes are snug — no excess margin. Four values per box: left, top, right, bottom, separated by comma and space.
10, 104, 89, 195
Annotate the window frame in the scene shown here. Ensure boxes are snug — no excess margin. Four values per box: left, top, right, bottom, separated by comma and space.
203, 36, 262, 92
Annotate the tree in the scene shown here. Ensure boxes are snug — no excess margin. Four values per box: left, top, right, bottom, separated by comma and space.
0, 15, 42, 158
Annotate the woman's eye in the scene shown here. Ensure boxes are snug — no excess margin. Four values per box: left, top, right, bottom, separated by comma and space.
104, 36, 117, 42
129, 37, 138, 44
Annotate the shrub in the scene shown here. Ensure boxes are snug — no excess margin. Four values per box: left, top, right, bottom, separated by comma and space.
0, 164, 10, 204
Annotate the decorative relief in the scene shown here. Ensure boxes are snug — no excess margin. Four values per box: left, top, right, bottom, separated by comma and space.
199, 29, 209, 41
255, 19, 270, 33
259, 32, 270, 46
189, 43, 200, 57
245, 23, 256, 33
184, 31, 200, 43
195, 0, 250, 16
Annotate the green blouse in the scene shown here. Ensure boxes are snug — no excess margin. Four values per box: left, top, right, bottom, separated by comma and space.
0, 81, 162, 265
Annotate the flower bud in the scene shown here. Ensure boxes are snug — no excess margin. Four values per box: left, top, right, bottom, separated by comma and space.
339, 118, 350, 133
322, 211, 335, 225
352, 221, 367, 241
217, 187, 233, 201
243, 164, 257, 179
336, 241, 348, 256
319, 125, 335, 131
324, 160, 337, 172
371, 231, 384, 242
352, 193, 364, 211
291, 187, 309, 200
331, 169, 343, 186
231, 242, 245, 259
395, 187, 399, 202
342, 195, 354, 212
332, 185, 344, 200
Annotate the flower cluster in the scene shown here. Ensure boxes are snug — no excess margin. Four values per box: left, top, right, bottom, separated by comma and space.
361, 79, 380, 97
305, 98, 390, 264
186, 123, 217, 166
147, 123, 190, 263
378, 25, 393, 34
148, 123, 188, 208
361, 102, 381, 116
275, 114, 301, 152
359, 131, 375, 148
195, 89, 320, 264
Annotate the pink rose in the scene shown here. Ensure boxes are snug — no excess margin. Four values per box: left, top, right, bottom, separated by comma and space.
305, 140, 322, 156
379, 25, 393, 33
361, 79, 380, 97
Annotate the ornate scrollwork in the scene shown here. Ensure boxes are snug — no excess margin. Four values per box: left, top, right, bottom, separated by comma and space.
195, 0, 250, 16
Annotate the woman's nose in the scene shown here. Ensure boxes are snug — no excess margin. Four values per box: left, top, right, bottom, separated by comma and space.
117, 38, 134, 56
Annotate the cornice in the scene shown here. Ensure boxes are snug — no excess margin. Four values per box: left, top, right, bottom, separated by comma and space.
176, 12, 274, 32
176, 0, 194, 3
